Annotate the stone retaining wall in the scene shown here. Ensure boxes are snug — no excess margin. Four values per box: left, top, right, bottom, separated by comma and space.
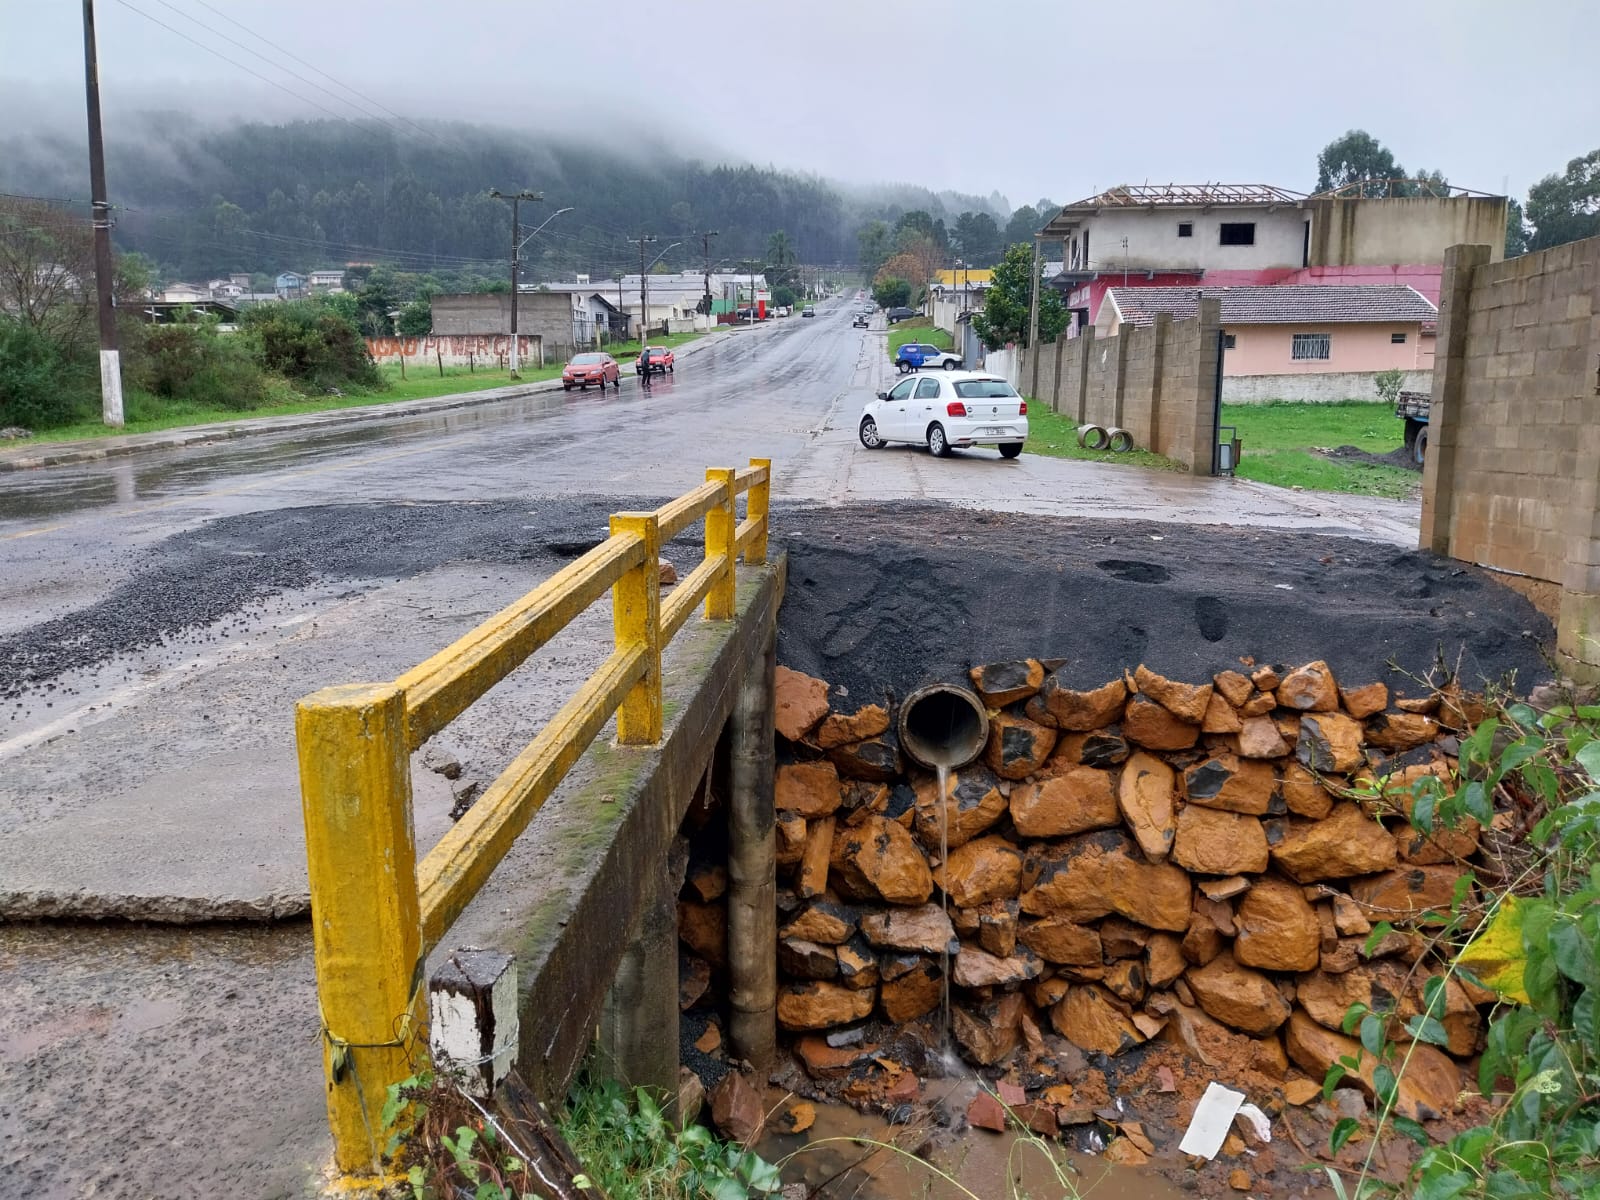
688, 657, 1496, 1133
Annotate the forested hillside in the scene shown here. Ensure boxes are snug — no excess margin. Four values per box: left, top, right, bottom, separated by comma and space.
0, 113, 1011, 283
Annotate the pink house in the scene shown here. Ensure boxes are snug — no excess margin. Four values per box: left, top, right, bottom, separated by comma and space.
1098, 284, 1439, 400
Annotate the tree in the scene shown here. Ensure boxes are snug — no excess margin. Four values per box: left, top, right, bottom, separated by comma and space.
1005, 203, 1047, 248
395, 299, 432, 336
1525, 148, 1600, 251
766, 230, 798, 291
876, 241, 940, 304
871, 277, 910, 309
1315, 130, 1406, 196
857, 221, 891, 279
0, 197, 95, 345
952, 211, 1002, 266
972, 242, 1067, 350
1504, 197, 1529, 258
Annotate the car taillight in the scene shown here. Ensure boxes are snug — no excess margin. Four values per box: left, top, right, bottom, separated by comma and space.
946, 402, 967, 417
1019, 400, 1028, 415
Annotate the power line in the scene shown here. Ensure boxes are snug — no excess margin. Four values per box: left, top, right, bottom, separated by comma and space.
109, 0, 367, 129
188, 0, 444, 146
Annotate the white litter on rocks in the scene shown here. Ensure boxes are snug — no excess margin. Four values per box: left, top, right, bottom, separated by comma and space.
1178, 1081, 1246, 1160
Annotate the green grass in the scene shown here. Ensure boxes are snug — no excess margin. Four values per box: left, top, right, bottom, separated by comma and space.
1022, 404, 1183, 472
9, 330, 714, 446
1222, 400, 1421, 499
887, 317, 953, 359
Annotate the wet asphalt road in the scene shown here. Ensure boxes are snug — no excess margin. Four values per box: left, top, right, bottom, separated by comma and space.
0, 300, 1430, 1197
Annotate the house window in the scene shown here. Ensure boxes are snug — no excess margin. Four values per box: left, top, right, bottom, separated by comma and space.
1391, 332, 1407, 344
1177, 222, 1193, 238
1292, 333, 1331, 360
1219, 222, 1256, 246
1223, 333, 1237, 350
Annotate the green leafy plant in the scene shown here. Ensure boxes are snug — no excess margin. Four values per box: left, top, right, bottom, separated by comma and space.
1321, 692, 1600, 1200
1374, 369, 1405, 407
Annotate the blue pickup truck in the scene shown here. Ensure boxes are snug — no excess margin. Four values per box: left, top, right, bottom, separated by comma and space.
1398, 390, 1429, 465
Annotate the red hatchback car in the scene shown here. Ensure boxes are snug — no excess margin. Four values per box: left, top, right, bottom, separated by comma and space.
562, 352, 620, 391
636, 346, 675, 376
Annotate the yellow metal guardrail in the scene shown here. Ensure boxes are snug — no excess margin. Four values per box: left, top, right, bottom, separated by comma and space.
295, 460, 771, 1179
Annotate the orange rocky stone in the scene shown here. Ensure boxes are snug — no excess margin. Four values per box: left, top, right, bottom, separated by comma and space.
815, 704, 890, 750
1395, 693, 1441, 714
1238, 691, 1279, 718
976, 899, 1020, 958
1103, 1137, 1150, 1167
797, 815, 835, 899
952, 943, 1043, 988
1186, 953, 1293, 1035
860, 903, 955, 954
1182, 910, 1225, 966
835, 937, 879, 989
1329, 891, 1371, 936
1340, 681, 1390, 719
1079, 727, 1132, 767
776, 761, 843, 817
1349, 866, 1468, 923
969, 659, 1045, 708
1105, 958, 1147, 1004
710, 1070, 764, 1143
829, 816, 934, 904
827, 736, 902, 782
1294, 965, 1403, 1031
912, 766, 1008, 849
1146, 933, 1187, 987
1183, 754, 1276, 815
1392, 817, 1480, 865
935, 835, 1023, 907
1034, 675, 1128, 731
880, 960, 942, 1022
1030, 976, 1070, 1008
795, 1035, 880, 1077
985, 712, 1058, 780
1280, 762, 1334, 819
778, 938, 839, 981
1172, 806, 1269, 875
1233, 878, 1321, 972
1150, 993, 1289, 1076
1276, 660, 1340, 712
1020, 916, 1103, 965
1134, 665, 1214, 724
679, 900, 727, 967
1052, 984, 1147, 1056
1021, 831, 1193, 931
774, 666, 830, 742
1099, 916, 1153, 957
1297, 712, 1366, 773
1251, 665, 1283, 691
1237, 716, 1289, 759
1010, 766, 1120, 838
1118, 751, 1178, 861
953, 993, 1025, 1065
777, 982, 875, 1031
1284, 1009, 1460, 1120
775, 812, 808, 867
1202, 692, 1244, 733
780, 900, 856, 945
1213, 670, 1254, 707
1267, 803, 1398, 882
1364, 711, 1442, 752
966, 1090, 1007, 1132
1123, 697, 1200, 751
1197, 875, 1251, 901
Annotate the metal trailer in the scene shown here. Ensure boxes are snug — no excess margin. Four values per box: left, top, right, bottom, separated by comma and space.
1397, 390, 1430, 466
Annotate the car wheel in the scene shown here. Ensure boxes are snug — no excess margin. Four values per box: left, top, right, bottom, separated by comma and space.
563, 383, 572, 391
580, 383, 588, 390
896, 361, 909, 374
859, 417, 884, 449
1413, 426, 1428, 466
927, 423, 951, 457
944, 360, 958, 370
999, 442, 1023, 460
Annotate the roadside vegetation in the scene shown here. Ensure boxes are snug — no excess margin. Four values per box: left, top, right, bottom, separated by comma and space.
1225, 400, 1421, 499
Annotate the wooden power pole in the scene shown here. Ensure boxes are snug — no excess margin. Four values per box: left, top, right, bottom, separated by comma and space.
82, 0, 122, 427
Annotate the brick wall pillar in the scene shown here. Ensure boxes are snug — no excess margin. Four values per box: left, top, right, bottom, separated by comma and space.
1179, 298, 1222, 475
1149, 312, 1171, 454
1071, 328, 1094, 423
1419, 243, 1493, 556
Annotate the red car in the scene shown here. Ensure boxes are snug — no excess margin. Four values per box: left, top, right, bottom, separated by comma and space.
636, 346, 675, 376
562, 352, 620, 391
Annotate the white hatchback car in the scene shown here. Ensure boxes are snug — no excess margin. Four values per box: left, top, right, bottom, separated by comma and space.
858, 372, 1028, 459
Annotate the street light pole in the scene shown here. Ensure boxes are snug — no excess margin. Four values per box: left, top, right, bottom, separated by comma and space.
636, 234, 656, 343
489, 188, 542, 378
700, 230, 719, 318
82, 0, 122, 427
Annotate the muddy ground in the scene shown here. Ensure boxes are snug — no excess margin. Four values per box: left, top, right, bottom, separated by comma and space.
774, 503, 1550, 705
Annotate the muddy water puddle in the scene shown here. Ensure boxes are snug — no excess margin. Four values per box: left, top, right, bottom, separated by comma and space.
756, 1085, 1189, 1200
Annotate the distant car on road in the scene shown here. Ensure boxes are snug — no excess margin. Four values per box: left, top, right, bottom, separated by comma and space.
894, 342, 963, 373
801, 305, 816, 318
858, 372, 1028, 459
562, 351, 620, 391
852, 313, 869, 328
636, 346, 674, 376
885, 306, 918, 323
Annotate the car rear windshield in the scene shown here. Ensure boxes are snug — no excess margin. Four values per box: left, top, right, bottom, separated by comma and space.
953, 380, 1019, 399
571, 353, 603, 364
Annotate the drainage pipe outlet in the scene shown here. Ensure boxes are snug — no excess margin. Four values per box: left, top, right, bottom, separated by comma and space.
898, 684, 991, 771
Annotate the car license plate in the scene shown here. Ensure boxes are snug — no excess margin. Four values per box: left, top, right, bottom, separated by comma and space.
984, 426, 1006, 436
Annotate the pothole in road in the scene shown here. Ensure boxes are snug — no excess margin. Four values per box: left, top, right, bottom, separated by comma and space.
1095, 559, 1171, 584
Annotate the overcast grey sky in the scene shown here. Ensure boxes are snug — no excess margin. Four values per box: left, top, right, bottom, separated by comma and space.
4, 0, 1596, 207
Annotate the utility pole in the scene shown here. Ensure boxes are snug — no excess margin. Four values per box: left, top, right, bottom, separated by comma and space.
1027, 235, 1043, 399
700, 231, 719, 317
82, 0, 122, 427
636, 234, 656, 343
489, 188, 542, 377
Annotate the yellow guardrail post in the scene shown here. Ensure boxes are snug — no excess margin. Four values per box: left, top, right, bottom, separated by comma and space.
746, 457, 771, 564
296, 682, 425, 1179
705, 467, 737, 620
610, 512, 662, 743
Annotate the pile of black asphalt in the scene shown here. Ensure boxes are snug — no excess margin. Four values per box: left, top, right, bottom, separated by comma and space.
2, 497, 1551, 706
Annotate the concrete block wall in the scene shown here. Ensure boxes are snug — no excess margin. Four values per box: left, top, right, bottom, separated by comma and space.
1420, 236, 1600, 676
1017, 300, 1219, 474
1222, 369, 1434, 404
